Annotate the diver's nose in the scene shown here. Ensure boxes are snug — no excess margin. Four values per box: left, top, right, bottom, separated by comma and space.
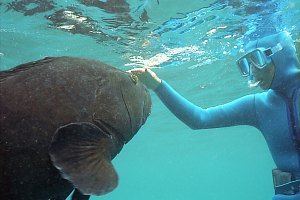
250, 63, 258, 75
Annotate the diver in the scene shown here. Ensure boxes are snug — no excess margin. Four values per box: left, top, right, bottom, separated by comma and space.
127, 31, 300, 200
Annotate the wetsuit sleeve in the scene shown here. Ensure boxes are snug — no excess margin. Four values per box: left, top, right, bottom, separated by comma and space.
154, 80, 258, 129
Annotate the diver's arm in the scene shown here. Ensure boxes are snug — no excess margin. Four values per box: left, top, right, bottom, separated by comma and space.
127, 68, 258, 129
154, 80, 258, 129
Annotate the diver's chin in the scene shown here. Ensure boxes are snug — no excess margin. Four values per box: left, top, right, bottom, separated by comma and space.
259, 81, 270, 90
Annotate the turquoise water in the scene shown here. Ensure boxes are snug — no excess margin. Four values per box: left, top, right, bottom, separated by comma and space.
1, 0, 300, 199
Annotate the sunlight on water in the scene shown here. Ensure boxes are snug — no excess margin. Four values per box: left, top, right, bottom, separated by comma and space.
125, 45, 204, 68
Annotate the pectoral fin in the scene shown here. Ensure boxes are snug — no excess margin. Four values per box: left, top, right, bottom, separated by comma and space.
71, 189, 90, 200
49, 122, 118, 195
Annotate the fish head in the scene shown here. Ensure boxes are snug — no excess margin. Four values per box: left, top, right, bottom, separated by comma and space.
93, 68, 151, 147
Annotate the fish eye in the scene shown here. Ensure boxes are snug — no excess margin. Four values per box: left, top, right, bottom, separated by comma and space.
130, 74, 138, 84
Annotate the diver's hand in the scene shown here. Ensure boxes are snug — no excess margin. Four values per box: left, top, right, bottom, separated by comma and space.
127, 68, 162, 90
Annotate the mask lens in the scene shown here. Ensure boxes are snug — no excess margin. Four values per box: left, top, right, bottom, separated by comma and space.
237, 57, 250, 76
236, 49, 270, 77
248, 50, 266, 68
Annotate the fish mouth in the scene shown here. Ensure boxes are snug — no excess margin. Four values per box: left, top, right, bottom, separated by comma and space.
119, 82, 151, 142
92, 117, 125, 157
120, 89, 133, 138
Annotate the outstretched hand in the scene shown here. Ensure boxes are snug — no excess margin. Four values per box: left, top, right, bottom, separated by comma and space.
127, 68, 162, 90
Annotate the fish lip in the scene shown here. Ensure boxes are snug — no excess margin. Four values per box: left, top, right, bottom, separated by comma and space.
119, 82, 151, 141
120, 88, 133, 138
92, 118, 125, 157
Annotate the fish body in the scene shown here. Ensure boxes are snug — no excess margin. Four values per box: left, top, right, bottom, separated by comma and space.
0, 56, 151, 200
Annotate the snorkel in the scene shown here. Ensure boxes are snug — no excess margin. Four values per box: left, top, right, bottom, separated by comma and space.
248, 74, 260, 88
246, 64, 259, 88
240, 31, 300, 95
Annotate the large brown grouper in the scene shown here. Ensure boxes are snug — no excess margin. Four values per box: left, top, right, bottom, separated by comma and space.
0, 56, 151, 200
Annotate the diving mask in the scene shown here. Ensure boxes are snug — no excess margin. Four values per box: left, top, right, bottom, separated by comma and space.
236, 43, 283, 87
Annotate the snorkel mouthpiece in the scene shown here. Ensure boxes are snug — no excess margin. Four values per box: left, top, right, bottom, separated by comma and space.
247, 74, 260, 88
248, 80, 261, 88
246, 64, 260, 88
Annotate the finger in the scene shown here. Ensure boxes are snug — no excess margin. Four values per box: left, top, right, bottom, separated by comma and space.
126, 68, 146, 73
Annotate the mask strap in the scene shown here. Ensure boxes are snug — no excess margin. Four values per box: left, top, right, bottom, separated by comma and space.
270, 43, 283, 55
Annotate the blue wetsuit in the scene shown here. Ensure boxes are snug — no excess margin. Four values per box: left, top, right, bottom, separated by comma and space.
154, 32, 300, 199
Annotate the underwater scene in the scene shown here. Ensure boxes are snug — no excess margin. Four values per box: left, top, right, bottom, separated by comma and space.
1, 0, 300, 200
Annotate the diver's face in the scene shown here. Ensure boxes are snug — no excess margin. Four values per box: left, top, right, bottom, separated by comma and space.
251, 63, 275, 90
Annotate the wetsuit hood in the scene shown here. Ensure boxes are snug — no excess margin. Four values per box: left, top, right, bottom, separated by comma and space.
245, 31, 300, 97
